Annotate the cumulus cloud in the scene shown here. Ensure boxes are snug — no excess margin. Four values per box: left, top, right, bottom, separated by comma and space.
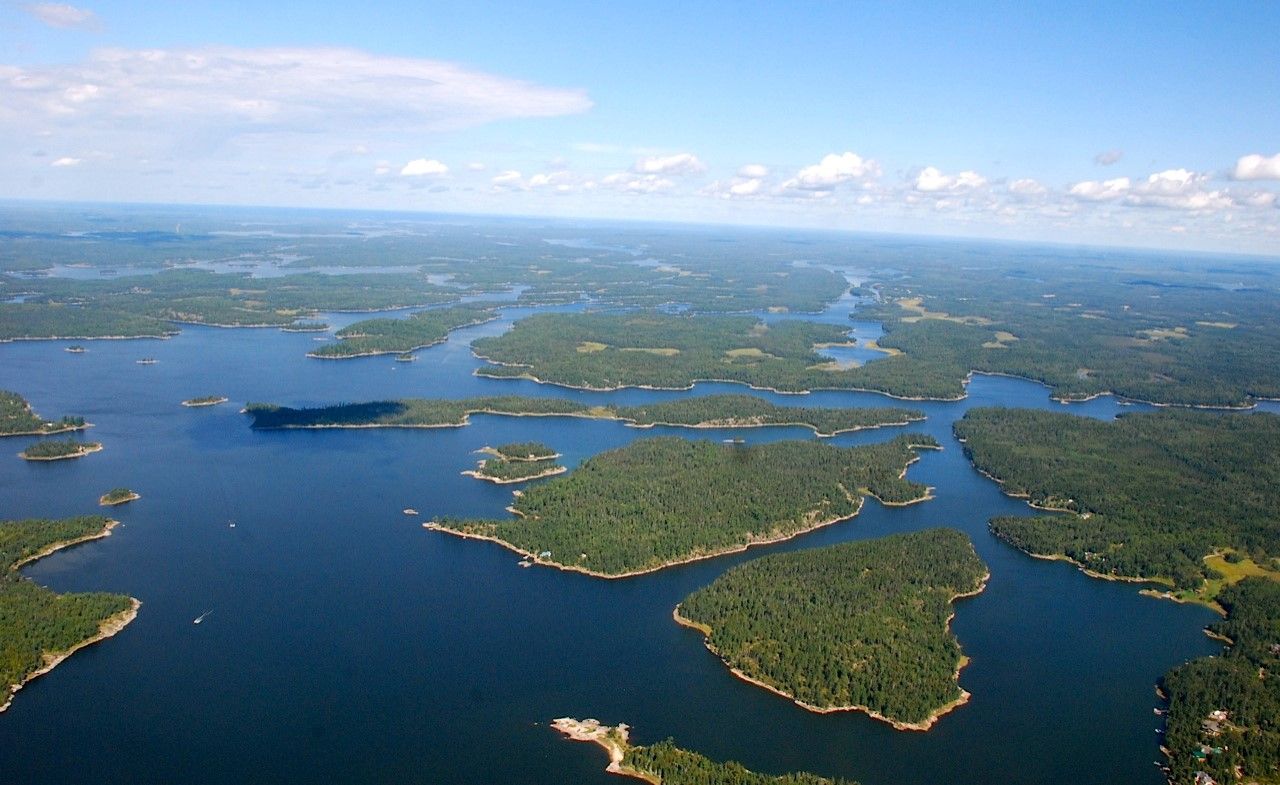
737, 163, 769, 178
50, 156, 81, 166
23, 3, 99, 29
1008, 178, 1048, 196
1233, 153, 1280, 181
1069, 176, 1131, 201
1094, 149, 1124, 166
701, 177, 764, 199
632, 153, 705, 176
0, 46, 591, 144
491, 170, 524, 189
602, 172, 675, 193
400, 158, 448, 177
914, 166, 987, 193
782, 152, 879, 191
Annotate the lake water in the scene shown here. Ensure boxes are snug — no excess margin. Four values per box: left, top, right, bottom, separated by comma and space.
0, 294, 1227, 785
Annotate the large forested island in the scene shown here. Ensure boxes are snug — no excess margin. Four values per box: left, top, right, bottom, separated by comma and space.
0, 391, 87, 437
0, 515, 138, 712
306, 304, 497, 358
675, 529, 987, 729
471, 311, 914, 394
429, 434, 938, 577
955, 408, 1280, 600
1160, 579, 1280, 784
552, 718, 857, 785
244, 394, 923, 437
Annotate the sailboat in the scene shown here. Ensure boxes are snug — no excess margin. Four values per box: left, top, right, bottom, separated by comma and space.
193, 610, 211, 624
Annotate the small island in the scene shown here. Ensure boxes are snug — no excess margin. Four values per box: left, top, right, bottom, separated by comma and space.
306, 305, 496, 359
99, 488, 140, 506
464, 442, 565, 484
1, 515, 139, 713
552, 718, 856, 785
429, 434, 938, 577
281, 321, 329, 333
0, 390, 88, 437
244, 394, 924, 438
19, 439, 103, 461
182, 396, 229, 407
675, 528, 987, 730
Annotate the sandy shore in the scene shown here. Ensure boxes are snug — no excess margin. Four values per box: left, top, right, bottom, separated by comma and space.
461, 465, 567, 484
671, 570, 989, 732
182, 397, 229, 407
550, 718, 659, 784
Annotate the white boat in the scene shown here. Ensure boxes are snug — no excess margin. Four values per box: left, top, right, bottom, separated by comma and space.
403, 508, 419, 516
193, 610, 211, 624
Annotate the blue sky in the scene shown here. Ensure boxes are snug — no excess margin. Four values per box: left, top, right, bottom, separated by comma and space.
2, 1, 1278, 252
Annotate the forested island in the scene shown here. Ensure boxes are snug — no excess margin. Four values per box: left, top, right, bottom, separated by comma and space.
99, 488, 140, 506
464, 442, 565, 484
675, 528, 987, 729
306, 305, 496, 358
244, 394, 923, 437
430, 434, 938, 577
552, 718, 857, 785
181, 396, 228, 407
1160, 579, 1280, 784
0, 515, 138, 713
19, 439, 103, 461
471, 311, 906, 394
955, 408, 1280, 602
0, 391, 87, 436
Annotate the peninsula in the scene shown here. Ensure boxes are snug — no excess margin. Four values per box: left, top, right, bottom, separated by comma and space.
306, 304, 496, 358
244, 394, 924, 438
0, 390, 88, 437
675, 528, 988, 729
955, 408, 1280, 605
429, 434, 938, 577
0, 515, 138, 713
552, 717, 857, 785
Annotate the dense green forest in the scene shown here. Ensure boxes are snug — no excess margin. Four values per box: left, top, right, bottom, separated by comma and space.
554, 719, 856, 785
0, 391, 86, 436
0, 516, 136, 708
848, 254, 1280, 407
19, 439, 102, 461
955, 408, 1280, 594
677, 528, 986, 725
1160, 579, 1280, 784
244, 394, 923, 437
489, 442, 558, 461
99, 488, 139, 506
467, 443, 565, 483
307, 305, 497, 358
624, 739, 855, 785
436, 434, 938, 576
471, 312, 897, 393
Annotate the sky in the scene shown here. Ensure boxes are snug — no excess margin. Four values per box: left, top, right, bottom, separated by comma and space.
1, 1, 1278, 254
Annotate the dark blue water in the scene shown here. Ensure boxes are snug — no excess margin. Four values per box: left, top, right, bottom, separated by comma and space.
0, 299, 1224, 784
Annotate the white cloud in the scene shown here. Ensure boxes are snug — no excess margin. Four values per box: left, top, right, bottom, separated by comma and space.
50, 156, 81, 166
602, 172, 675, 193
491, 170, 524, 189
782, 152, 879, 191
400, 158, 448, 177
701, 177, 763, 199
1069, 176, 1131, 201
632, 153, 705, 176
914, 166, 986, 193
0, 46, 592, 144
1094, 149, 1124, 166
466, 162, 487, 171
1008, 178, 1048, 196
1233, 153, 1280, 181
23, 3, 99, 29
737, 163, 769, 178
